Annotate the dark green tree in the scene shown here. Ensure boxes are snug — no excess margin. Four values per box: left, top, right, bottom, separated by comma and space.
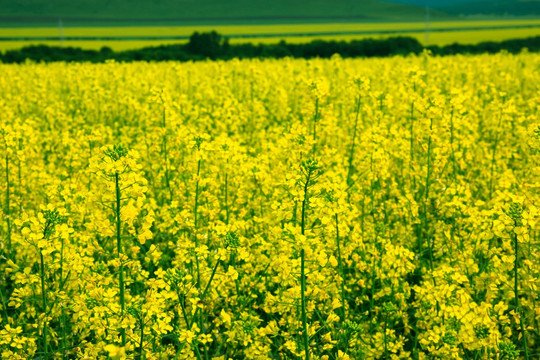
186, 31, 229, 59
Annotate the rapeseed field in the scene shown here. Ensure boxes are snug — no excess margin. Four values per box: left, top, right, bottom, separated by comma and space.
0, 52, 539, 359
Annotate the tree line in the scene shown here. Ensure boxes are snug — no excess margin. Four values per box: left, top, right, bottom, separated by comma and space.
1, 31, 538, 63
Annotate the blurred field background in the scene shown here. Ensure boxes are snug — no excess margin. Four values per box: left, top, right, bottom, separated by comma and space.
0, 0, 539, 51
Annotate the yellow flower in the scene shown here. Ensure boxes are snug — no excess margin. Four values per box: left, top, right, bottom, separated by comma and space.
104, 344, 126, 360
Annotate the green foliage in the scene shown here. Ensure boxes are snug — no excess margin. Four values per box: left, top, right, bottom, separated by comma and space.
2, 33, 539, 63
187, 31, 229, 59
103, 144, 128, 161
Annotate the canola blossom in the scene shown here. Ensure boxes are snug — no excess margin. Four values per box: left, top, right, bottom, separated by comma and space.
0, 53, 539, 359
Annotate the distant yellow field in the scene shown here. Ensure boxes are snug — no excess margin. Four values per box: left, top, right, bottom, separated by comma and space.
1, 19, 540, 37
0, 20, 539, 51
231, 28, 540, 46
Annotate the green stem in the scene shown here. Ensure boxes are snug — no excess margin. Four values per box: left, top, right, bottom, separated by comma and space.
194, 160, 201, 229
60, 237, 67, 360
178, 293, 191, 328
335, 214, 346, 321
115, 172, 126, 346
361, 198, 365, 237
412, 322, 419, 359
138, 319, 145, 360
299, 165, 313, 360
292, 201, 298, 226
17, 138, 22, 215
300, 248, 310, 360
5, 151, 12, 256
312, 98, 319, 155
0, 286, 8, 324
40, 251, 48, 359
488, 111, 503, 201
301, 173, 311, 236
449, 107, 457, 180
163, 143, 172, 203
383, 309, 388, 359
369, 258, 376, 321
224, 172, 229, 225
346, 95, 361, 188
193, 344, 203, 360
370, 153, 375, 214
423, 118, 434, 272
201, 259, 220, 301
409, 102, 416, 195
194, 159, 201, 288
61, 308, 67, 360
513, 231, 529, 360
162, 98, 167, 127
189, 258, 222, 358
161, 104, 173, 203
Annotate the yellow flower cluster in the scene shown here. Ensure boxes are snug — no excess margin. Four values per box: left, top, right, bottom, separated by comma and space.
0, 52, 538, 359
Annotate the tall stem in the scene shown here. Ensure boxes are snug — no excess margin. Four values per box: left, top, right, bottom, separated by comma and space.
423, 118, 434, 271
194, 159, 201, 288
383, 309, 389, 359
335, 214, 346, 321
301, 173, 311, 236
40, 251, 48, 359
190, 259, 221, 359
488, 111, 503, 201
224, 172, 229, 225
300, 248, 310, 360
0, 286, 8, 324
115, 172, 126, 346
346, 95, 361, 188
449, 108, 457, 179
312, 98, 319, 155
138, 319, 145, 360
513, 231, 529, 360
201, 259, 220, 301
194, 159, 201, 229
60, 237, 67, 359
409, 102, 416, 195
300, 168, 312, 360
5, 152, 12, 256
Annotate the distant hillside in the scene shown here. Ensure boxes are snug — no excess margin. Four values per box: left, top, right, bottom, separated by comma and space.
0, 0, 451, 25
389, 0, 540, 16
437, 0, 540, 16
